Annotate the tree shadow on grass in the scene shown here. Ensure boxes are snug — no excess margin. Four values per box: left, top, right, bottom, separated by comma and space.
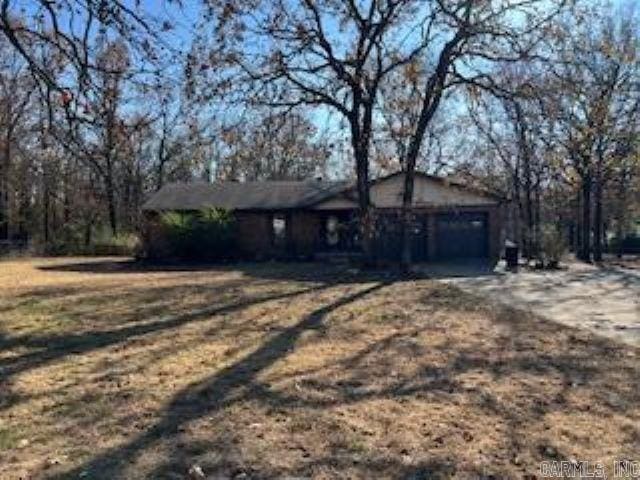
0, 281, 336, 382
36, 258, 344, 280
51, 281, 390, 480
50, 278, 640, 479
36, 257, 429, 283
7, 264, 640, 478
0, 275, 355, 418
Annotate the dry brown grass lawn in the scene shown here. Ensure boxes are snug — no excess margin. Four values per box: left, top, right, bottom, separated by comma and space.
0, 257, 639, 480
605, 255, 640, 271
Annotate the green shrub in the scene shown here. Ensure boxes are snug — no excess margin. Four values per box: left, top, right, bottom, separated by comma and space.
160, 208, 237, 260
538, 225, 567, 268
161, 211, 194, 257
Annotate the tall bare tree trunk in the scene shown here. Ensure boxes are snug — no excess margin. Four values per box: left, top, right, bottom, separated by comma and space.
573, 188, 581, 254
615, 171, 628, 259
84, 214, 94, 246
579, 174, 592, 262
514, 102, 535, 259
43, 175, 50, 244
354, 144, 374, 265
350, 97, 376, 267
399, 32, 464, 272
400, 169, 415, 270
104, 129, 118, 237
523, 171, 533, 258
593, 177, 603, 262
1, 103, 14, 241
0, 134, 9, 240
593, 144, 606, 262
534, 179, 541, 258
105, 172, 118, 237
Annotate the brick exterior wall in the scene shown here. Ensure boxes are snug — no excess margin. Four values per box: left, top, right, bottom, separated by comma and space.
141, 211, 172, 258
235, 211, 323, 259
142, 206, 503, 262
142, 210, 324, 260
289, 211, 322, 257
488, 205, 504, 261
234, 212, 273, 258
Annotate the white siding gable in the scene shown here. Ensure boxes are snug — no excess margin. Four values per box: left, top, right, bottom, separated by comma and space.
370, 174, 497, 208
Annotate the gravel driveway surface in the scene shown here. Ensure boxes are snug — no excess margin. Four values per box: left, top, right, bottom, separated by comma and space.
428, 260, 640, 347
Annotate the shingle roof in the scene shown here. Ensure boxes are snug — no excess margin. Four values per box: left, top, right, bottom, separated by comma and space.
142, 180, 352, 212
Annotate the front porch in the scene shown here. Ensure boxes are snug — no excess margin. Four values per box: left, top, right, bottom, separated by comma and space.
295, 206, 501, 264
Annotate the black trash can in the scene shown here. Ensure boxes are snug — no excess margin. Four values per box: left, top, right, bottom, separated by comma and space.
505, 241, 519, 269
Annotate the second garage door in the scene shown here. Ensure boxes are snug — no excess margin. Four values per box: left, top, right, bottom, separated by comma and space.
436, 212, 488, 259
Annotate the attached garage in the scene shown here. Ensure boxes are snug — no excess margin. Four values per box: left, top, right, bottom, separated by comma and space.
435, 212, 489, 259
142, 171, 503, 263
365, 172, 502, 262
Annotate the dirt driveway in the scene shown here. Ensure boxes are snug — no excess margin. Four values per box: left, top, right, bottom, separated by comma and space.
442, 261, 640, 347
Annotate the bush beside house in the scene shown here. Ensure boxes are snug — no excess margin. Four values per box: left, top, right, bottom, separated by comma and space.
143, 208, 237, 261
538, 225, 567, 269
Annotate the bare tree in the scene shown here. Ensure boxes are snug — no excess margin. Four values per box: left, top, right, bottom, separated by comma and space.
468, 69, 552, 260
0, 37, 32, 240
543, 6, 640, 261
197, 0, 566, 266
0, 1, 173, 97
214, 110, 330, 181
394, 0, 567, 269
197, 0, 455, 261
378, 61, 450, 175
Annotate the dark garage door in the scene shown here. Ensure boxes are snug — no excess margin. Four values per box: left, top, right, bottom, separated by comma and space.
436, 212, 488, 259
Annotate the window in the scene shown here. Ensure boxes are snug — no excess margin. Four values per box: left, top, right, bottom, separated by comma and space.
326, 215, 340, 247
272, 214, 287, 247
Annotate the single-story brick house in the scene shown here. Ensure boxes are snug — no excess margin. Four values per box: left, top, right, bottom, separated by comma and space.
141, 171, 504, 262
